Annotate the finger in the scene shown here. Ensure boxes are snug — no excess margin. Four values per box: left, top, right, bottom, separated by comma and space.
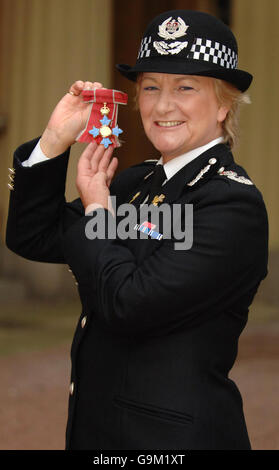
69, 80, 84, 96
77, 142, 98, 171
93, 82, 103, 89
90, 144, 113, 173
98, 145, 114, 172
107, 157, 119, 186
84, 81, 95, 90
83, 81, 104, 90
82, 142, 113, 174
89, 143, 108, 173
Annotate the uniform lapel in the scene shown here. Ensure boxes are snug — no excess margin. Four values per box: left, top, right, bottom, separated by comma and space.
125, 166, 157, 208
115, 144, 234, 262
121, 144, 233, 209
157, 143, 233, 206
127, 144, 234, 261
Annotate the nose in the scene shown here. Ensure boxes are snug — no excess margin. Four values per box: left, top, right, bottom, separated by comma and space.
154, 89, 176, 115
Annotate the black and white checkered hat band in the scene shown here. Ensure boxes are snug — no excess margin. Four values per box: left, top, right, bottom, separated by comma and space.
137, 36, 238, 69
138, 36, 152, 58
190, 38, 238, 68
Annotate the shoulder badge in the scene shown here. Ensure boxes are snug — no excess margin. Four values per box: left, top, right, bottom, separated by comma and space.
218, 168, 253, 185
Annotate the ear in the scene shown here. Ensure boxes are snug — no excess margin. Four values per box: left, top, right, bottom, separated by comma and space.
217, 105, 230, 123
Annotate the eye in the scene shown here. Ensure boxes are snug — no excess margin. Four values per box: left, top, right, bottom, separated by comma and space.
179, 86, 194, 91
143, 86, 158, 91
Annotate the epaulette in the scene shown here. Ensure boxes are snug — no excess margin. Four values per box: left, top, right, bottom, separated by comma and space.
217, 167, 253, 185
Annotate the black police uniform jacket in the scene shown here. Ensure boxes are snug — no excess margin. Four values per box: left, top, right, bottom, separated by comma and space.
6, 138, 268, 450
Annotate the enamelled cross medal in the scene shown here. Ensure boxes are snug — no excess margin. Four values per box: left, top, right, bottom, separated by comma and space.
76, 88, 128, 148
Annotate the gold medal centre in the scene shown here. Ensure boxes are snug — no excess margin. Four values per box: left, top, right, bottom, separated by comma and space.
100, 126, 112, 138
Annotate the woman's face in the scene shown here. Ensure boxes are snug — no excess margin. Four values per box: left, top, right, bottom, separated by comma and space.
138, 73, 228, 162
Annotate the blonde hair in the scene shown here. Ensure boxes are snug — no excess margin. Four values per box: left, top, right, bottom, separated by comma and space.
212, 78, 251, 149
134, 74, 251, 149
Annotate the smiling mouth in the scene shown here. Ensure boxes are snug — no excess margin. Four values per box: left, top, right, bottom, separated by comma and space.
155, 121, 185, 128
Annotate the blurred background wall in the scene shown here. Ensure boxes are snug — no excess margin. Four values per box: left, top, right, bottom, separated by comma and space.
0, 0, 113, 299
0, 0, 278, 307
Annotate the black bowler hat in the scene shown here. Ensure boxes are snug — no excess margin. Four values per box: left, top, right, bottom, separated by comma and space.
116, 10, 252, 92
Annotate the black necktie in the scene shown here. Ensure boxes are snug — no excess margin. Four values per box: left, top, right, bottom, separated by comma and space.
147, 164, 167, 204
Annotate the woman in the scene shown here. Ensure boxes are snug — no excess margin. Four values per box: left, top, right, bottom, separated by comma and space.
6, 10, 268, 450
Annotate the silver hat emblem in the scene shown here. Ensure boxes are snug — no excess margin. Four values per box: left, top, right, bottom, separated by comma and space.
158, 17, 189, 40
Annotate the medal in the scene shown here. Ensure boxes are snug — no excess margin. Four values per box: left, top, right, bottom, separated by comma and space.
76, 88, 128, 148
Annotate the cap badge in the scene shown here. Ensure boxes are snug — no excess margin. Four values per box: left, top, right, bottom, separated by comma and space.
154, 16, 189, 56
158, 16, 189, 40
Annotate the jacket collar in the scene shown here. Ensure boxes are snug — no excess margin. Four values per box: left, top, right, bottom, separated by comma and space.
157, 136, 225, 180
141, 143, 234, 206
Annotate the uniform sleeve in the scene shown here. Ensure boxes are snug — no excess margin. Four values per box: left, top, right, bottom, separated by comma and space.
5, 138, 83, 263
62, 183, 268, 336
5, 138, 145, 265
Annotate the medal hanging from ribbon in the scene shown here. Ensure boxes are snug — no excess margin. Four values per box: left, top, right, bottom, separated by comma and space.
76, 88, 128, 148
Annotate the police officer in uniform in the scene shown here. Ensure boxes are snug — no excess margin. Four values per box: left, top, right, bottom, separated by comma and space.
6, 10, 268, 450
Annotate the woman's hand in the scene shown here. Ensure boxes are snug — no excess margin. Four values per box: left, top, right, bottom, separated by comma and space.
40, 80, 103, 158
76, 141, 118, 214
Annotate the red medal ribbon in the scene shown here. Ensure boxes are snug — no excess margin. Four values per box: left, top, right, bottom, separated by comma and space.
76, 88, 128, 147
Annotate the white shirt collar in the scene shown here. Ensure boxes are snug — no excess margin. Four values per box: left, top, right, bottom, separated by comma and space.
157, 137, 224, 181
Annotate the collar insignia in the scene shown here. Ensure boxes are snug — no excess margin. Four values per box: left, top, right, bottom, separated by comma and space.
187, 158, 217, 187
129, 191, 141, 203
144, 171, 154, 180
151, 194, 165, 206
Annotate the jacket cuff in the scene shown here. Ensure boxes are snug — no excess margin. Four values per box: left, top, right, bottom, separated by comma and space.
8, 137, 70, 196
63, 208, 114, 283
